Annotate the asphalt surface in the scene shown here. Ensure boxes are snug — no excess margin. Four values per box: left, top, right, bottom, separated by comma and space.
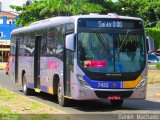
0, 70, 160, 120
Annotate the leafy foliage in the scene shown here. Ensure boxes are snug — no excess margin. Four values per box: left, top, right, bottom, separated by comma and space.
145, 28, 160, 49
116, 0, 160, 24
10, 0, 103, 26
88, 0, 118, 14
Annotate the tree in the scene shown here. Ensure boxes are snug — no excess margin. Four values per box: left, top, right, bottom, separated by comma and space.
10, 0, 46, 26
11, 0, 160, 27
116, 0, 160, 26
10, 0, 103, 26
88, 0, 118, 14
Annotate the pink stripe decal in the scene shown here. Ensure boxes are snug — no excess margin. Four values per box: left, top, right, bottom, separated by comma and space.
84, 60, 107, 68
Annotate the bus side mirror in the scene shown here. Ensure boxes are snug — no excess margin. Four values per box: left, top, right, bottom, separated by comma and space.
147, 36, 154, 53
65, 34, 75, 51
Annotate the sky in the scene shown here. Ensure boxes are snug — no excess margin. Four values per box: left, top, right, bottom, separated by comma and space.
0, 0, 26, 12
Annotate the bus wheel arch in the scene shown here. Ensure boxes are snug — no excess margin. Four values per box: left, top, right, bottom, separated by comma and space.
57, 81, 69, 107
22, 70, 25, 86
22, 71, 32, 95
53, 74, 60, 95
53, 74, 69, 107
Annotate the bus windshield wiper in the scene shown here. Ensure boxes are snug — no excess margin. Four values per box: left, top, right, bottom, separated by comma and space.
119, 30, 130, 51
96, 32, 110, 53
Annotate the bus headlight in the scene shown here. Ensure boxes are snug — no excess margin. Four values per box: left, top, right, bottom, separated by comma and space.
136, 77, 147, 88
77, 74, 91, 88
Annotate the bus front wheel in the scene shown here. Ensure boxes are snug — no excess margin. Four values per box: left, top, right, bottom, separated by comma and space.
110, 100, 124, 107
22, 74, 33, 95
57, 82, 69, 107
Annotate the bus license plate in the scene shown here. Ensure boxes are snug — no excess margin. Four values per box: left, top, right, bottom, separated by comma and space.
107, 96, 121, 100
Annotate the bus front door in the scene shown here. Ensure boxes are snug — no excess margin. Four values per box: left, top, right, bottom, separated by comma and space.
34, 36, 42, 91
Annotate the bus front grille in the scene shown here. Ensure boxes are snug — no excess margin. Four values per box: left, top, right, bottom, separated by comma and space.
95, 91, 133, 99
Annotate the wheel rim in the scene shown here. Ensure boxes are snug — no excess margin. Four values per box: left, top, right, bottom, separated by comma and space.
58, 83, 62, 103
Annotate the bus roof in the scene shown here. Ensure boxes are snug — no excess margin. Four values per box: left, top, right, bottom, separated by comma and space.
11, 13, 143, 35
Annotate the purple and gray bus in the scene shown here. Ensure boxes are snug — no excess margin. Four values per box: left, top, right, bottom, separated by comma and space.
9, 14, 152, 107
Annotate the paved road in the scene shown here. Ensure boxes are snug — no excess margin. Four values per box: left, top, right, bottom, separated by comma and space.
0, 70, 160, 120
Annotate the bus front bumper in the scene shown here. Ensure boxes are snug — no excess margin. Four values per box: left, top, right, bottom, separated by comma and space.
71, 84, 146, 100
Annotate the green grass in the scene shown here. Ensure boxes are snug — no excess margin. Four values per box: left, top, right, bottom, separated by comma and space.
0, 114, 22, 120
0, 88, 17, 102
0, 106, 22, 120
0, 88, 63, 120
30, 101, 41, 110
0, 106, 12, 114
156, 63, 160, 69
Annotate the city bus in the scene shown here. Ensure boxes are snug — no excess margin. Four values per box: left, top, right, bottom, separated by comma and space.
9, 13, 153, 107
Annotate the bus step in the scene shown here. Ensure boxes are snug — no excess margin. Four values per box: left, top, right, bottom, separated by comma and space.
34, 88, 41, 93
64, 96, 72, 99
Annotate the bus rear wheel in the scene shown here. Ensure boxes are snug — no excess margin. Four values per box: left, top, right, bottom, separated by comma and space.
57, 82, 69, 107
22, 74, 33, 95
110, 100, 124, 107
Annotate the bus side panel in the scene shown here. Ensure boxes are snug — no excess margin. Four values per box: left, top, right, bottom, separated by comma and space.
130, 65, 147, 99
9, 35, 16, 82
18, 56, 34, 88
38, 24, 66, 94
9, 55, 15, 82
39, 57, 63, 94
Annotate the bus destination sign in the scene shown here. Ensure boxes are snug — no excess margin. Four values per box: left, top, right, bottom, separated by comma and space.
97, 21, 122, 28
78, 18, 143, 29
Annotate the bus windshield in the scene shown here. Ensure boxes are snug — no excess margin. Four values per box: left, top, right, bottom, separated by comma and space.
77, 31, 145, 73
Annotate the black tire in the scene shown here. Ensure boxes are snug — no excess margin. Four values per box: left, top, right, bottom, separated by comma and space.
57, 82, 70, 107
110, 100, 124, 107
22, 74, 33, 95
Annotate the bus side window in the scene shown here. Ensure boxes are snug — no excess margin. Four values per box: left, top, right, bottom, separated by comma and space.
41, 30, 47, 55
46, 28, 56, 56
24, 33, 34, 56
78, 41, 86, 61
10, 36, 16, 56
19, 34, 25, 56
56, 25, 65, 58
